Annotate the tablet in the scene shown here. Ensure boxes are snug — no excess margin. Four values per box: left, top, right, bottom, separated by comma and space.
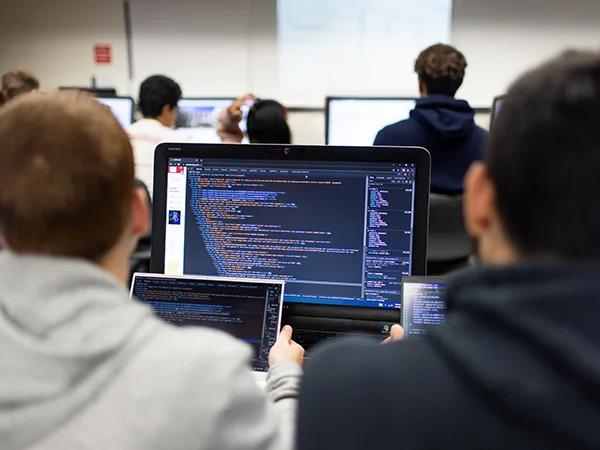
131, 273, 284, 373
401, 276, 447, 338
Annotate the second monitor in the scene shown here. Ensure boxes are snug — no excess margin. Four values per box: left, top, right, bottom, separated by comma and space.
326, 97, 417, 146
176, 98, 249, 143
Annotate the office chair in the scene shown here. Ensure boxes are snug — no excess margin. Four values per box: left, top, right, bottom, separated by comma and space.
427, 193, 471, 275
130, 179, 152, 279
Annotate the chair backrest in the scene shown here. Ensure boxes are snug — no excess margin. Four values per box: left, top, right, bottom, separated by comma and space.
135, 179, 152, 243
428, 193, 471, 264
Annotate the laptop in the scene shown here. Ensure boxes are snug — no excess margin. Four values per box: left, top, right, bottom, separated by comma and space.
150, 143, 430, 350
401, 276, 447, 338
130, 273, 284, 377
326, 97, 417, 146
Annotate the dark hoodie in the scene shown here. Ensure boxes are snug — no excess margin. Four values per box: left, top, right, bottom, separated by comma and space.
374, 94, 486, 194
297, 265, 600, 450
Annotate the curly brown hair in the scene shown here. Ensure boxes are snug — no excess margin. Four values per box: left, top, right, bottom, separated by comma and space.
1, 69, 40, 103
414, 44, 467, 97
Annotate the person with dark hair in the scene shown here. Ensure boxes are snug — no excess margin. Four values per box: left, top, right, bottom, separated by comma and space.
374, 44, 486, 194
217, 94, 292, 144
247, 100, 292, 144
1, 69, 40, 104
298, 50, 600, 450
127, 75, 186, 194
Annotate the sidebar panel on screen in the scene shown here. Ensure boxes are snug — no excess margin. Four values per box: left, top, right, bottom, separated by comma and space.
165, 164, 187, 275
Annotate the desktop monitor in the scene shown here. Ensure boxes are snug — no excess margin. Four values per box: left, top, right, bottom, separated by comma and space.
176, 98, 249, 143
326, 97, 417, 146
150, 143, 430, 318
96, 97, 134, 128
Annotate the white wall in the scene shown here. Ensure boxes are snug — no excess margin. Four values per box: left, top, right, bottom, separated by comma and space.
0, 0, 130, 94
1, 0, 599, 142
453, 0, 600, 106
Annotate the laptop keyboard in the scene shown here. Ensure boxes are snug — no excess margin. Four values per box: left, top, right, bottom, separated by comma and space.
293, 330, 339, 351
293, 329, 384, 353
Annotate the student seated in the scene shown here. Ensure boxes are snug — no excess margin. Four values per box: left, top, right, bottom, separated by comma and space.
0, 92, 304, 450
298, 50, 600, 449
218, 94, 292, 144
374, 44, 486, 194
1, 68, 40, 105
127, 75, 187, 195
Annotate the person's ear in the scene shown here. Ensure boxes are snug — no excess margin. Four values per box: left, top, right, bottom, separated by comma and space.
131, 187, 150, 238
463, 162, 496, 241
161, 104, 174, 117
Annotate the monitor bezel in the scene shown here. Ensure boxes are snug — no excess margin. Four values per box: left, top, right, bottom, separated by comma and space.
96, 96, 135, 126
325, 96, 418, 145
150, 143, 431, 296
490, 95, 506, 129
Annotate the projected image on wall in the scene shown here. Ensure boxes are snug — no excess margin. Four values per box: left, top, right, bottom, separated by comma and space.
277, 0, 452, 103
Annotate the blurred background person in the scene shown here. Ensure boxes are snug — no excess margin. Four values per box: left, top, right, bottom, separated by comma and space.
374, 44, 486, 195
1, 69, 40, 106
127, 75, 185, 195
218, 94, 292, 144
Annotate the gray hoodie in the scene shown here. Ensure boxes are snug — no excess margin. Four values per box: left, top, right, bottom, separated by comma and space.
0, 252, 302, 450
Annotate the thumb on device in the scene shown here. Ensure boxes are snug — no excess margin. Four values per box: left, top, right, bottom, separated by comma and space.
278, 325, 293, 342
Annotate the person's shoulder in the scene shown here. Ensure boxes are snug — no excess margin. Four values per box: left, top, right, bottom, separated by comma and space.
304, 335, 471, 413
298, 337, 462, 450
374, 118, 418, 145
148, 325, 253, 371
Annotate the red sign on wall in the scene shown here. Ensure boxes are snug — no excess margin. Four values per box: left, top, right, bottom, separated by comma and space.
93, 45, 112, 65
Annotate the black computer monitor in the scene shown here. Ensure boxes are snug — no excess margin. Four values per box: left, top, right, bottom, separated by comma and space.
325, 97, 417, 146
490, 95, 506, 128
176, 98, 249, 143
59, 87, 118, 98
96, 97, 135, 128
150, 143, 430, 317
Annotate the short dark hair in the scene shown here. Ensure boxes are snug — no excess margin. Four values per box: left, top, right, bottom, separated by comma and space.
138, 75, 182, 118
247, 100, 291, 144
1, 69, 40, 102
487, 50, 600, 262
414, 44, 467, 97
0, 91, 134, 261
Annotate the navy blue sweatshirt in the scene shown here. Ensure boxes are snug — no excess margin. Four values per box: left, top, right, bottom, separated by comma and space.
374, 94, 486, 194
298, 265, 600, 450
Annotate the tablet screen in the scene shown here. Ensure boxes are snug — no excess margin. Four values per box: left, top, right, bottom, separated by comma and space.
402, 276, 447, 338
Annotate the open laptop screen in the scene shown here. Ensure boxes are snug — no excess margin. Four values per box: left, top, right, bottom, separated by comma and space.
326, 97, 416, 146
161, 156, 417, 310
131, 274, 283, 372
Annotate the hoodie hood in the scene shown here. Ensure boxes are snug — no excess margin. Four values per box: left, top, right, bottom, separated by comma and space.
432, 265, 600, 448
410, 94, 476, 138
0, 251, 158, 450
